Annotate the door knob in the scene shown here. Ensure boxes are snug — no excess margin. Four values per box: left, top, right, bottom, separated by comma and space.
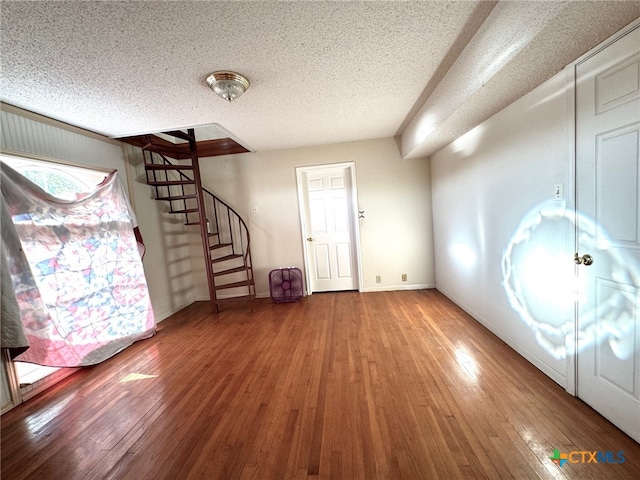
307, 237, 314, 242
574, 253, 594, 266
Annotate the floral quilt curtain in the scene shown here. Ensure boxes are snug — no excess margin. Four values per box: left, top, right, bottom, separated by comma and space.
1, 162, 156, 367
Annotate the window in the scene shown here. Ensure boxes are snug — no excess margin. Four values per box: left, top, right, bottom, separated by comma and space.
18, 166, 90, 200
1, 154, 107, 389
1, 155, 107, 199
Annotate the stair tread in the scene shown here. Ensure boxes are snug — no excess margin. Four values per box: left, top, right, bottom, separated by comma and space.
215, 279, 255, 290
171, 208, 199, 214
156, 194, 197, 201
148, 180, 195, 186
211, 254, 243, 263
210, 242, 232, 250
145, 164, 194, 170
214, 266, 249, 277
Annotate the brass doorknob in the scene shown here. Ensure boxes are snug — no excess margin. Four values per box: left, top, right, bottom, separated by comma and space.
575, 253, 594, 266
307, 237, 314, 242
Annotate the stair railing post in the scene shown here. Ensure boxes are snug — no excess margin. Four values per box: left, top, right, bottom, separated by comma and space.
187, 129, 218, 313
212, 197, 220, 245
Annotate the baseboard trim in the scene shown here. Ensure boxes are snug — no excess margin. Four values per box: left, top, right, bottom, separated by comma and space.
362, 283, 435, 293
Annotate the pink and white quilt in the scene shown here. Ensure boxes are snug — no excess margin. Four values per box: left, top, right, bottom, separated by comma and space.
1, 162, 156, 367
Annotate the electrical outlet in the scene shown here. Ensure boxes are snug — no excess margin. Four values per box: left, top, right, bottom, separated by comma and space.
402, 273, 407, 282
376, 275, 382, 283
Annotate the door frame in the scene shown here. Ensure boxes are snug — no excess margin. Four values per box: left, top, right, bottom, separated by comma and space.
296, 162, 364, 296
567, 19, 640, 396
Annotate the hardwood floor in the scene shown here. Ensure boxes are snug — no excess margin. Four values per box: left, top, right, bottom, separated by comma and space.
2, 290, 639, 479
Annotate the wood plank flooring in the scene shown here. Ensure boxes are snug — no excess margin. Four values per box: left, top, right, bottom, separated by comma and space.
2, 290, 639, 479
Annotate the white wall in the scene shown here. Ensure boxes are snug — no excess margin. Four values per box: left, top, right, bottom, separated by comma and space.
0, 105, 193, 321
430, 69, 574, 387
197, 137, 435, 298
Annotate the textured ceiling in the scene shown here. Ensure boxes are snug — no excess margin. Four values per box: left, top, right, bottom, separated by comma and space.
2, 1, 639, 158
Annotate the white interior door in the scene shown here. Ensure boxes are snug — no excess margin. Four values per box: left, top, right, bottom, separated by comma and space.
576, 25, 640, 442
298, 164, 360, 293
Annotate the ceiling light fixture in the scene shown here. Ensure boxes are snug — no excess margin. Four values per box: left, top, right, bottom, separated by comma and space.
205, 71, 250, 102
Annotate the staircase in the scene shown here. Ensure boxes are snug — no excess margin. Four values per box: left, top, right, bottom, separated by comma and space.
139, 129, 255, 313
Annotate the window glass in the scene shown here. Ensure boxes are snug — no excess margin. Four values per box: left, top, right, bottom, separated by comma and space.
0, 155, 106, 200
19, 167, 90, 200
